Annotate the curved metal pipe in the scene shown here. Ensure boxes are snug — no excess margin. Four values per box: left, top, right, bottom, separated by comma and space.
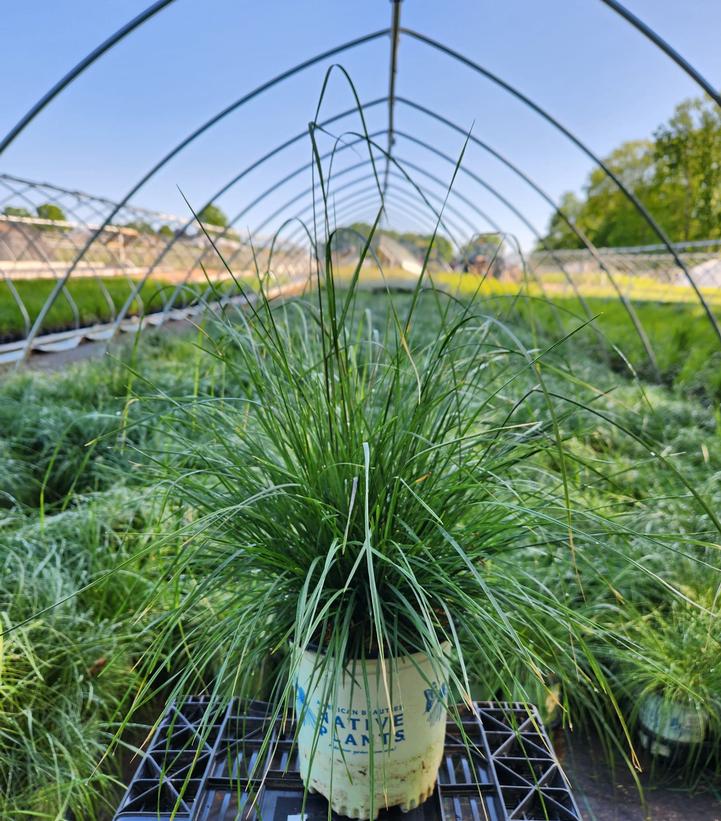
19, 28, 390, 359
271, 160, 555, 306
331, 187, 465, 249
394, 96, 656, 368
389, 134, 630, 357
600, 0, 721, 108
265, 180, 471, 272
202, 148, 500, 278
155, 99, 619, 341
122, 98, 387, 292
133, 134, 380, 324
208, 169, 473, 288
305, 177, 473, 257
335, 191, 441, 234
185, 183, 459, 307
167, 127, 579, 318
0, 181, 87, 331
101, 90, 640, 351
204, 153, 554, 309
157, 134, 503, 316
0, 0, 178, 155
198, 138, 573, 333
400, 27, 721, 347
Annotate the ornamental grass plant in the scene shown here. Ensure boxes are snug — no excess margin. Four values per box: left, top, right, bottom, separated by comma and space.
123, 119, 706, 806
613, 585, 721, 782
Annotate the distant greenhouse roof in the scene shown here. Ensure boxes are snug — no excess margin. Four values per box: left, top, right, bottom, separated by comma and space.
377, 233, 423, 275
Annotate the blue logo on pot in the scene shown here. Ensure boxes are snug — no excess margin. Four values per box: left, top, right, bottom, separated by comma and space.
423, 682, 448, 726
295, 684, 316, 728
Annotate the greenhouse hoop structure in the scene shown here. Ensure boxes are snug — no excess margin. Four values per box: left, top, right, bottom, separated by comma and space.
1, 0, 720, 368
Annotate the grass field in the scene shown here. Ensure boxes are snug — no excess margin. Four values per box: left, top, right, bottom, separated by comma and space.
0, 276, 241, 343
4, 270, 721, 403
1, 289, 720, 818
427, 271, 721, 400
515, 295, 721, 399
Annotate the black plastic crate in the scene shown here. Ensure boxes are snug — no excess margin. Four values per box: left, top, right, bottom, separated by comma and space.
115, 698, 581, 821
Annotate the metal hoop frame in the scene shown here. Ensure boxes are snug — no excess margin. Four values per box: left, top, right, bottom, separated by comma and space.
1, 0, 719, 364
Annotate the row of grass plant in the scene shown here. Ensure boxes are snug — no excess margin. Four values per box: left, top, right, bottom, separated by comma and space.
0, 275, 246, 343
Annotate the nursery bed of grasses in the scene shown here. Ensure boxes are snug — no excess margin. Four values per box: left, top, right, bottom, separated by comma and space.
1, 290, 720, 818
0, 276, 242, 342
341, 268, 721, 400
4, 270, 720, 402
512, 294, 721, 401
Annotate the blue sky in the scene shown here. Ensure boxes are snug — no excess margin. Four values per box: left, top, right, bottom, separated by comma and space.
2, 0, 721, 249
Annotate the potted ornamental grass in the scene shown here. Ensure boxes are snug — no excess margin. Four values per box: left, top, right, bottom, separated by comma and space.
132, 242, 644, 817
129, 136, 661, 816
616, 588, 721, 772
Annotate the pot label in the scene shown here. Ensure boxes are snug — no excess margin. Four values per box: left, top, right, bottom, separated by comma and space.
297, 685, 406, 752
639, 694, 706, 745
423, 681, 449, 726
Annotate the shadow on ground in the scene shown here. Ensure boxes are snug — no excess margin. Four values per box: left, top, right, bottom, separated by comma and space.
559, 731, 721, 820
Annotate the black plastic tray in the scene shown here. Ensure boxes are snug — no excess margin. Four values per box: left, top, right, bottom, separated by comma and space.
114, 698, 581, 821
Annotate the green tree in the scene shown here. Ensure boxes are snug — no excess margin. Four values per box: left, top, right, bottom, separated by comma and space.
540, 193, 584, 250
2, 206, 32, 219
36, 203, 67, 223
158, 224, 174, 239
578, 140, 658, 247
539, 97, 721, 249
653, 98, 721, 240
197, 203, 228, 228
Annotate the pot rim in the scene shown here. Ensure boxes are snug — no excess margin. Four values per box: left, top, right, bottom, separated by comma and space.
294, 640, 451, 670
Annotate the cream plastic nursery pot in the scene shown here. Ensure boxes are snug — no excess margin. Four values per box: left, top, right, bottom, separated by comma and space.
294, 644, 451, 819
638, 693, 707, 758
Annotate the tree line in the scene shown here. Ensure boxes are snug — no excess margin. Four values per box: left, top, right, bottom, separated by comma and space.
541, 98, 721, 249
1, 201, 234, 240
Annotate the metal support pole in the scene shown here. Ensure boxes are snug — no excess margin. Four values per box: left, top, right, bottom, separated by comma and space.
383, 0, 403, 196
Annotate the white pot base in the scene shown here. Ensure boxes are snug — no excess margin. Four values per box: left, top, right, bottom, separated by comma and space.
400, 782, 435, 812
301, 772, 437, 819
